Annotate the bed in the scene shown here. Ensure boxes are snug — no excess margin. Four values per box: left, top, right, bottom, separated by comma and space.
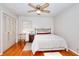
31, 28, 68, 54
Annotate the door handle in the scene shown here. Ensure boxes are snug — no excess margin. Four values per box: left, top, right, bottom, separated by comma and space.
8, 32, 10, 34
8, 32, 10, 41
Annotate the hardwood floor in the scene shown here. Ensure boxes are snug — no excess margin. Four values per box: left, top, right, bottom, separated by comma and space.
2, 41, 78, 56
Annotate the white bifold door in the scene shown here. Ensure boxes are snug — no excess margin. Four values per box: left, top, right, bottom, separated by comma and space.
2, 13, 16, 52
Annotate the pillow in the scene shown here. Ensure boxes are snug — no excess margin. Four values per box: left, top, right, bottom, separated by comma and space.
37, 32, 51, 34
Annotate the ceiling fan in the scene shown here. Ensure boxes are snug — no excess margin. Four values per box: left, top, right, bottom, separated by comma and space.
28, 3, 50, 15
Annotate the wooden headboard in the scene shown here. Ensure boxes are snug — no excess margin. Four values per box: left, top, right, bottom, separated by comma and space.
35, 28, 51, 34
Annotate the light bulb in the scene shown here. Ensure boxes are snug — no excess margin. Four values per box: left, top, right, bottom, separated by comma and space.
36, 10, 41, 14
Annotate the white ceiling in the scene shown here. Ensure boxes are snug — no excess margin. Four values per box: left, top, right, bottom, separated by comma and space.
0, 3, 74, 16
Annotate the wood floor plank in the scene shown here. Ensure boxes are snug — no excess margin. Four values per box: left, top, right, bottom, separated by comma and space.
2, 41, 78, 56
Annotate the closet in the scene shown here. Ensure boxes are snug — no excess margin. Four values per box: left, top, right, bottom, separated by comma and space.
2, 13, 16, 52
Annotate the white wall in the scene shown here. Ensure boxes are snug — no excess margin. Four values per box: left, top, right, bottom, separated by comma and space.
0, 8, 2, 54
54, 4, 79, 54
18, 16, 54, 41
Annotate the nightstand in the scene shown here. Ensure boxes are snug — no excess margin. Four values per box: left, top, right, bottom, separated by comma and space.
29, 34, 34, 42
19, 33, 26, 44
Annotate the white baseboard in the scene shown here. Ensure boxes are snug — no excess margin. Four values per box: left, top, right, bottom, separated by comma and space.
69, 48, 79, 55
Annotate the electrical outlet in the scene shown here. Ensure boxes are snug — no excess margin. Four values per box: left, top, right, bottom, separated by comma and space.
77, 49, 79, 51
76, 48, 79, 53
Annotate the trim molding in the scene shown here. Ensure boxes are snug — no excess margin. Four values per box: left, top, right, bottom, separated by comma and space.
69, 48, 79, 55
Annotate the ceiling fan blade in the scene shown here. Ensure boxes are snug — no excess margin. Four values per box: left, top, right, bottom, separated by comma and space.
40, 3, 49, 10
28, 10, 36, 13
42, 10, 50, 13
28, 3, 36, 9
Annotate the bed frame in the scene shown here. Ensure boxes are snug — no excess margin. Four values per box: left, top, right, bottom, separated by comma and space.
31, 28, 68, 54
35, 28, 51, 34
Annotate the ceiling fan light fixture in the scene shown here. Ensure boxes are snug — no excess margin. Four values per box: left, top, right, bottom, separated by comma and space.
36, 10, 41, 14
28, 3, 50, 15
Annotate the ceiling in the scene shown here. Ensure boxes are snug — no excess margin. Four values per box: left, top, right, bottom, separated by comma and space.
0, 3, 74, 16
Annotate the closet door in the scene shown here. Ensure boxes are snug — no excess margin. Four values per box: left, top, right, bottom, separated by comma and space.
6, 16, 16, 48
2, 13, 10, 51
2, 14, 6, 51
13, 18, 16, 41
7, 17, 13, 48
9, 18, 16, 46
7, 16, 11, 49
2, 13, 16, 51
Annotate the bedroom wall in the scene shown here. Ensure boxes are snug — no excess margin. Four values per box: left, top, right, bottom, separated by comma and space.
18, 16, 54, 41
54, 4, 79, 54
0, 8, 2, 54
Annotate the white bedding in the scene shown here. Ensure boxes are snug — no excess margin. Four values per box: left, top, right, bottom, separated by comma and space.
31, 34, 68, 54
